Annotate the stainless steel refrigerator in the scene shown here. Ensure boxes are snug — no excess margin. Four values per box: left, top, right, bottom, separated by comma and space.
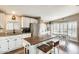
30, 23, 39, 37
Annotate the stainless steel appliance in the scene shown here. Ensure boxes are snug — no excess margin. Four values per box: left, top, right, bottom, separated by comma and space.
30, 23, 39, 37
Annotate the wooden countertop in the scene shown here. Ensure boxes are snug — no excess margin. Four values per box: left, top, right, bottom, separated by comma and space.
24, 35, 54, 45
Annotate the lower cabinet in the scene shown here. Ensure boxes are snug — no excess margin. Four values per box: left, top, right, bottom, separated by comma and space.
0, 33, 31, 54
8, 38, 23, 52
0, 39, 8, 53
8, 38, 16, 51
0, 38, 23, 53
15, 38, 23, 48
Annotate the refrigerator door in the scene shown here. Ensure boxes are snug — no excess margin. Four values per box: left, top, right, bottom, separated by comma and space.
30, 23, 39, 37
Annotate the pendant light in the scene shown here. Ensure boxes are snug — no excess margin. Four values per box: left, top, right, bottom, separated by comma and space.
12, 15, 16, 20
12, 11, 16, 20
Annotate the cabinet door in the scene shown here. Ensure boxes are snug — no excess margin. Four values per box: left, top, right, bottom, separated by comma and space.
0, 13, 5, 32
21, 17, 30, 28
15, 38, 23, 48
0, 39, 8, 53
8, 38, 16, 51
30, 18, 38, 23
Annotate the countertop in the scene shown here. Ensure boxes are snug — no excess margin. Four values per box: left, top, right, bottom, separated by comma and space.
0, 32, 30, 37
24, 35, 55, 45
37, 44, 53, 53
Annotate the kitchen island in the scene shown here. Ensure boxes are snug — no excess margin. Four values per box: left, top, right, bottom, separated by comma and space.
0, 32, 31, 54
23, 35, 59, 54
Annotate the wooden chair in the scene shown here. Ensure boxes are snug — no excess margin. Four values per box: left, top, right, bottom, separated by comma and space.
47, 41, 59, 54
24, 45, 29, 54
46, 41, 54, 53
37, 44, 53, 54
53, 41, 59, 54
23, 40, 30, 54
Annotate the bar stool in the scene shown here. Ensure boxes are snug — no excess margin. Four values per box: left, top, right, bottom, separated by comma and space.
47, 41, 54, 53
24, 44, 29, 54
47, 41, 54, 46
47, 41, 59, 54
37, 44, 53, 54
53, 41, 59, 54
23, 40, 30, 54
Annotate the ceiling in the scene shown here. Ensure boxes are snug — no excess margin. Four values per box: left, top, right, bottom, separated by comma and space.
0, 5, 79, 22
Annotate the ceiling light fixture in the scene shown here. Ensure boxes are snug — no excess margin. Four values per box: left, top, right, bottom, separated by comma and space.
12, 15, 16, 20
12, 11, 16, 20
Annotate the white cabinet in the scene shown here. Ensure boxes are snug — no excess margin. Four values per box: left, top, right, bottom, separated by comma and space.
8, 38, 23, 51
21, 17, 30, 28
15, 38, 23, 48
0, 39, 8, 53
30, 18, 38, 23
0, 33, 31, 54
6, 15, 21, 30
21, 17, 38, 28
0, 13, 5, 32
8, 36, 23, 51
0, 13, 5, 27
6, 21, 20, 30
8, 38, 16, 51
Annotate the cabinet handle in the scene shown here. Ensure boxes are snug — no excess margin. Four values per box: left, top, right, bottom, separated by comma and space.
0, 45, 1, 48
7, 40, 9, 42
15, 39, 17, 41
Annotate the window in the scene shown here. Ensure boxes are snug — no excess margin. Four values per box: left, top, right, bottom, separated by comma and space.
6, 21, 20, 30
63, 23, 68, 34
68, 21, 77, 38
51, 21, 77, 38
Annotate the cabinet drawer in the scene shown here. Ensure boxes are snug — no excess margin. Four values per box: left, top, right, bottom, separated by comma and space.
8, 38, 16, 51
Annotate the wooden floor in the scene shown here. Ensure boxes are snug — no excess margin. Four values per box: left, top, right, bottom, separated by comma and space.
5, 40, 79, 54
59, 40, 79, 54
5, 48, 24, 54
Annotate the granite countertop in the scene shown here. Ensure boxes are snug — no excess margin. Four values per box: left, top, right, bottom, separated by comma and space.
37, 44, 53, 53
0, 32, 30, 37
24, 35, 54, 45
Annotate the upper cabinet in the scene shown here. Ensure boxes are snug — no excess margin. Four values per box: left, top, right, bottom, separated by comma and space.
0, 13, 6, 32
21, 17, 38, 28
30, 18, 38, 23
21, 17, 31, 28
6, 15, 21, 31
0, 13, 38, 32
